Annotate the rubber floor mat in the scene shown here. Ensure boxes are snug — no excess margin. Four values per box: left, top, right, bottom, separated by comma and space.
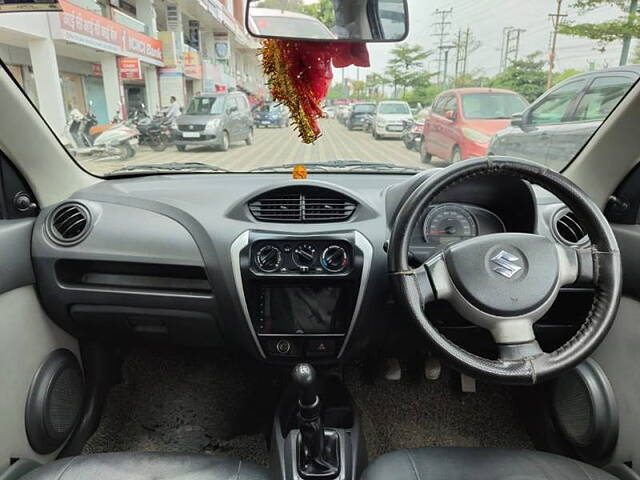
82, 346, 277, 466
344, 360, 533, 460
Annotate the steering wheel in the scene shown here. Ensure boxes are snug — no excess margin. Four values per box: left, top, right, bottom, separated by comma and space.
388, 157, 622, 385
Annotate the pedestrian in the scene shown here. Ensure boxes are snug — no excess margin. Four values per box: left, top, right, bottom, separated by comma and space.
166, 96, 181, 120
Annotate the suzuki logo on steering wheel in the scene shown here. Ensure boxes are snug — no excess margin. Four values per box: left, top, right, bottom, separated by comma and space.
491, 250, 522, 279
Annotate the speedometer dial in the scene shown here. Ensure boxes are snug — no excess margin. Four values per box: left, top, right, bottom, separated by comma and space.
424, 204, 477, 245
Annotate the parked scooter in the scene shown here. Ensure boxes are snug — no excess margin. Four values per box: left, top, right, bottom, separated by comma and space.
63, 108, 139, 161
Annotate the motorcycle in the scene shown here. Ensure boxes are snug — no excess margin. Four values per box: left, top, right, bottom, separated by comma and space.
63, 109, 139, 161
362, 114, 374, 134
131, 106, 175, 152
402, 119, 424, 152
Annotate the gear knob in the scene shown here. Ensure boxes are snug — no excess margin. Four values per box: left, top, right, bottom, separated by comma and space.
292, 363, 318, 407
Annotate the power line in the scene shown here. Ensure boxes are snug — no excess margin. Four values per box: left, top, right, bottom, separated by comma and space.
500, 27, 526, 71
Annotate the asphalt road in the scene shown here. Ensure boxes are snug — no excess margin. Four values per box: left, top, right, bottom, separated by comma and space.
78, 118, 443, 176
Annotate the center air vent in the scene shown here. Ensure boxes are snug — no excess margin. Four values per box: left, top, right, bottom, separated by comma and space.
249, 187, 357, 223
46, 202, 92, 246
553, 208, 587, 245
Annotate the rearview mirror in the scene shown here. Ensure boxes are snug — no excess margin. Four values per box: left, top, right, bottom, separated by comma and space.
445, 110, 456, 121
246, 0, 409, 42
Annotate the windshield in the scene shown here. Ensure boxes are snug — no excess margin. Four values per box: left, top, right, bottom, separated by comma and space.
378, 103, 411, 115
353, 104, 376, 113
461, 93, 529, 120
185, 97, 225, 116
0, 0, 637, 176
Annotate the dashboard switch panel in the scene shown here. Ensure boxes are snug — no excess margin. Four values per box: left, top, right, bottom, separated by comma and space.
250, 239, 352, 276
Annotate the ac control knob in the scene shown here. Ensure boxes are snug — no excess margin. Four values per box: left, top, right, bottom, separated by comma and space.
255, 245, 282, 273
292, 243, 316, 268
321, 245, 348, 273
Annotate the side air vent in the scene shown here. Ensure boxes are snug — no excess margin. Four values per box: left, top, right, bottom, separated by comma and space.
553, 208, 587, 245
249, 187, 357, 223
46, 202, 92, 246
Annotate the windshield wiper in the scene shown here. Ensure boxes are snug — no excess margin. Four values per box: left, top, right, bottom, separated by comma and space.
250, 160, 421, 174
105, 162, 230, 177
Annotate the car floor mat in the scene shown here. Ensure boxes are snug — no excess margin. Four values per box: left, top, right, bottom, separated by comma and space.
344, 359, 533, 460
82, 346, 280, 466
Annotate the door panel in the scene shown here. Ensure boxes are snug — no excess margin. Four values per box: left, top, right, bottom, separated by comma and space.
0, 160, 80, 470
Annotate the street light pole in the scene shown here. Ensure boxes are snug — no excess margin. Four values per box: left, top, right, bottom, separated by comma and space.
439, 45, 455, 89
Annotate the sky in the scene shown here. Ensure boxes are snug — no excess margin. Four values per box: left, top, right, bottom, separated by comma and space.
339, 0, 634, 83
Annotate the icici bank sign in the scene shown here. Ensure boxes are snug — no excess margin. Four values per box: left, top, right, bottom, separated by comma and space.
53, 0, 163, 66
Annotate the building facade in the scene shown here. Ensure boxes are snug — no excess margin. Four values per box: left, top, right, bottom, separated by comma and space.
0, 0, 264, 136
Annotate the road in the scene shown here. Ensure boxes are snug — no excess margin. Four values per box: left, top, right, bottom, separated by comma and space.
78, 119, 444, 176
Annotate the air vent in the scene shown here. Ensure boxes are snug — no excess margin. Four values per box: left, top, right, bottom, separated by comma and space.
553, 208, 587, 245
46, 202, 92, 246
249, 187, 357, 223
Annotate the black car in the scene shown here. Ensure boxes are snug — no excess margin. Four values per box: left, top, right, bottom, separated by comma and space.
489, 66, 640, 170
346, 103, 376, 130
253, 102, 289, 128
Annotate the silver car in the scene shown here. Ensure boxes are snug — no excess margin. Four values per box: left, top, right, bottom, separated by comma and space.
175, 92, 254, 152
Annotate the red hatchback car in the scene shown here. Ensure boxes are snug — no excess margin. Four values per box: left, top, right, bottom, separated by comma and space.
420, 88, 528, 163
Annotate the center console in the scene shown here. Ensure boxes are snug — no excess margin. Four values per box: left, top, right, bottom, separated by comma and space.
231, 231, 371, 362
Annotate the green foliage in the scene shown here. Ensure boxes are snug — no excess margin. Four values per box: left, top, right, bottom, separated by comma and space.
560, 0, 640, 49
385, 43, 433, 97
489, 52, 548, 102
300, 0, 335, 28
256, 0, 304, 10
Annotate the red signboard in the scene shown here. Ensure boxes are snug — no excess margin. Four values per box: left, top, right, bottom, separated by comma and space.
56, 0, 163, 65
118, 57, 142, 80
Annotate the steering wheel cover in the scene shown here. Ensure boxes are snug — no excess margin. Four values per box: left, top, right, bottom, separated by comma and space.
389, 157, 621, 385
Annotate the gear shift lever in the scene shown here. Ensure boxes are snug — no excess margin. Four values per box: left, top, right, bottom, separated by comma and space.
292, 363, 339, 478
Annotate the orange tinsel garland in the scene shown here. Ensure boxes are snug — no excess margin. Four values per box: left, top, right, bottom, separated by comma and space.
260, 39, 370, 144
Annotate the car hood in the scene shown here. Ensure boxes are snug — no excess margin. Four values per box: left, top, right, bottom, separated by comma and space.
177, 115, 222, 126
463, 118, 513, 135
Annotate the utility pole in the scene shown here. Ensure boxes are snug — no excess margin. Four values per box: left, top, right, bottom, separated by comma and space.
454, 29, 463, 82
499, 27, 513, 72
620, 0, 638, 66
547, 0, 568, 89
502, 28, 526, 70
462, 27, 471, 77
432, 8, 453, 85
440, 44, 455, 89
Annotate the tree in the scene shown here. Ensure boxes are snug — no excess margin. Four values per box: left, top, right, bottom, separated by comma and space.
366, 72, 389, 98
300, 0, 335, 29
386, 44, 432, 97
490, 52, 548, 102
559, 0, 640, 65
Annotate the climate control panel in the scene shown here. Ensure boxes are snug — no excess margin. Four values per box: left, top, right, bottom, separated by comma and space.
250, 239, 352, 275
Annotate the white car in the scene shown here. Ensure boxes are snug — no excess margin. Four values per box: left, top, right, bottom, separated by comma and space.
373, 101, 413, 140
250, 8, 336, 40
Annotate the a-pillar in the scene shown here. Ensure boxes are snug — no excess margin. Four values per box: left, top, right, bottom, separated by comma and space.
100, 55, 123, 121
28, 38, 66, 136
144, 65, 160, 114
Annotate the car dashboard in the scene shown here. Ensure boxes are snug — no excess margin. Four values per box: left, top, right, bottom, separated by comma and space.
32, 170, 590, 363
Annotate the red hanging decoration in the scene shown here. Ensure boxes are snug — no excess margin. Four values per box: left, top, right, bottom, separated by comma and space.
261, 40, 370, 144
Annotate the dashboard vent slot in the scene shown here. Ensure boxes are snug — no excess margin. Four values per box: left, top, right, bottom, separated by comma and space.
46, 202, 92, 246
249, 187, 357, 223
554, 209, 587, 245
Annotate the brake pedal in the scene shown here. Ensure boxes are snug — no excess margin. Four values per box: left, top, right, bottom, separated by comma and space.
460, 373, 476, 393
424, 356, 442, 381
383, 357, 402, 381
